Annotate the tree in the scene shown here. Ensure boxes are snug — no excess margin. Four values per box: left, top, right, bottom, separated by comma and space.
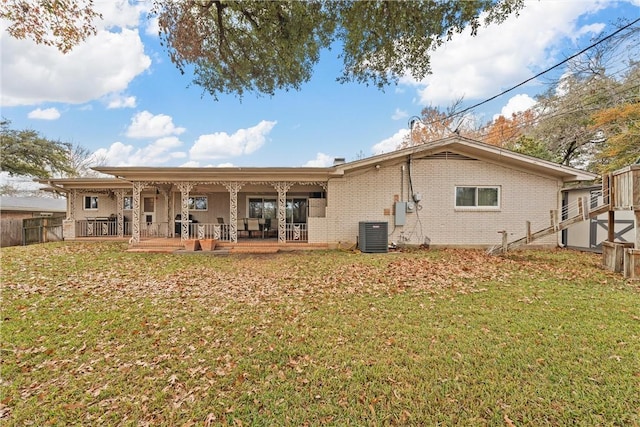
505, 135, 556, 162
0, 0, 101, 53
66, 144, 107, 178
154, 0, 523, 99
0, 119, 75, 178
592, 102, 640, 174
525, 21, 640, 170
401, 99, 480, 147
1, 0, 525, 97
480, 110, 536, 148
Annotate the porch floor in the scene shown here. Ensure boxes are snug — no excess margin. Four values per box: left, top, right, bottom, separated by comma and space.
127, 237, 328, 254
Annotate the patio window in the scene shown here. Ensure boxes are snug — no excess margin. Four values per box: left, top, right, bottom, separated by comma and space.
84, 196, 99, 210
248, 197, 276, 220
286, 198, 307, 223
455, 186, 500, 209
123, 196, 133, 210
188, 196, 208, 211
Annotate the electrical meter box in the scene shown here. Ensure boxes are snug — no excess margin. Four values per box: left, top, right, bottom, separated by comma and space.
406, 201, 415, 213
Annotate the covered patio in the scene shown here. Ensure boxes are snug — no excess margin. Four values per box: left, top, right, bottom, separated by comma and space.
47, 166, 332, 247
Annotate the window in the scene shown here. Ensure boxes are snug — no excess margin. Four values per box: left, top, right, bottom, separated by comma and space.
84, 196, 99, 210
123, 196, 133, 210
248, 197, 277, 219
455, 186, 499, 208
188, 196, 208, 211
286, 198, 307, 223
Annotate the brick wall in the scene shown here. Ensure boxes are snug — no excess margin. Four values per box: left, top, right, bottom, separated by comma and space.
326, 158, 561, 248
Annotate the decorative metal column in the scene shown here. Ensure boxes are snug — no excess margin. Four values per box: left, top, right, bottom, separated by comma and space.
176, 182, 194, 241
222, 182, 245, 243
158, 185, 172, 238
273, 182, 293, 244
114, 189, 125, 238
131, 181, 146, 244
68, 189, 76, 220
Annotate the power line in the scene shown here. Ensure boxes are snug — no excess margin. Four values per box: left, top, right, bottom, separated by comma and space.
449, 17, 640, 119
409, 16, 640, 131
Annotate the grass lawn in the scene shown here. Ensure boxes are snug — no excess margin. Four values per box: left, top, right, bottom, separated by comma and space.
1, 242, 639, 426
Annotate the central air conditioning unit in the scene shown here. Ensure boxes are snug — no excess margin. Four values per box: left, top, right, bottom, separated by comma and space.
358, 221, 388, 253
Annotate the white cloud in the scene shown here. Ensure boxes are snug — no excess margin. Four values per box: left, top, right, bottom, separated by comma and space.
126, 111, 186, 138
107, 95, 137, 109
27, 108, 61, 120
391, 108, 408, 121
180, 161, 201, 168
189, 120, 277, 160
401, 0, 609, 106
493, 94, 537, 120
95, 0, 149, 31
372, 128, 409, 155
93, 137, 185, 166
1, 27, 151, 106
145, 15, 160, 36
303, 153, 333, 167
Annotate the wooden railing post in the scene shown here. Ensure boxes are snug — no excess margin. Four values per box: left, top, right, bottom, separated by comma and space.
550, 209, 559, 231
498, 230, 508, 254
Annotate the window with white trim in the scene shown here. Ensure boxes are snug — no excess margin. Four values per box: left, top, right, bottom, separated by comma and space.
188, 196, 208, 211
84, 196, 99, 210
123, 196, 133, 210
455, 186, 500, 208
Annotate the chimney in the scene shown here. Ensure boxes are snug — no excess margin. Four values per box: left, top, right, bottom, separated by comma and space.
333, 157, 346, 166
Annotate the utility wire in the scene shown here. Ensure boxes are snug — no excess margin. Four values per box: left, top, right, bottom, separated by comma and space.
416, 17, 640, 127
450, 17, 640, 119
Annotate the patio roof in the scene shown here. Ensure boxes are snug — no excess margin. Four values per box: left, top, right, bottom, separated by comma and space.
39, 136, 598, 190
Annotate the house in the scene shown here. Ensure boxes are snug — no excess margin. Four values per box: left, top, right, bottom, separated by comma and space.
0, 196, 67, 247
38, 136, 597, 250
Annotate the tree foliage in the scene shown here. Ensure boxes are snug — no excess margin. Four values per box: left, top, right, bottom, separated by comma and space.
400, 100, 481, 148
0, 119, 75, 178
153, 0, 523, 99
0, 0, 101, 53
592, 102, 640, 173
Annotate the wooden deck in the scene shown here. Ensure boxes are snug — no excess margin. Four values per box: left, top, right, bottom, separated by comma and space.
128, 237, 328, 254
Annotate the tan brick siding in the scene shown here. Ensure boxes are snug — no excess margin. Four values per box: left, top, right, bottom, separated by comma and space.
326, 158, 562, 248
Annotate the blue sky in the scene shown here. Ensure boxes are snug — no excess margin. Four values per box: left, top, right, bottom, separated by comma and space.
1, 0, 639, 183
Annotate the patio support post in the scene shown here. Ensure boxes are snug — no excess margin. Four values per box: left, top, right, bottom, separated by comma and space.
158, 185, 172, 238
176, 182, 194, 241
273, 182, 293, 244
131, 181, 146, 244
68, 189, 76, 220
222, 182, 245, 243
114, 189, 125, 238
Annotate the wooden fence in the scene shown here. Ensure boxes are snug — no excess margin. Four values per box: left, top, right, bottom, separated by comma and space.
22, 217, 64, 246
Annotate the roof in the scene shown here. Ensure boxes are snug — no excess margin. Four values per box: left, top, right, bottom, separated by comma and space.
335, 136, 598, 182
0, 196, 66, 212
40, 136, 598, 189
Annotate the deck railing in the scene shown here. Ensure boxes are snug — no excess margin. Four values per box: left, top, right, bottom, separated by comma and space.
182, 222, 307, 242
140, 222, 169, 238
76, 220, 132, 237
75, 220, 309, 242
189, 223, 231, 241
285, 223, 307, 242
